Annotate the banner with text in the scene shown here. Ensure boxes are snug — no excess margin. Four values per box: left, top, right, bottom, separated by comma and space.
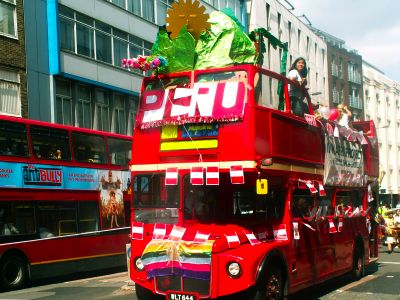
0, 162, 130, 191
324, 136, 364, 187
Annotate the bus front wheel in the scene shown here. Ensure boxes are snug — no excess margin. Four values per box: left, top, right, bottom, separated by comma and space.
351, 247, 365, 280
255, 266, 285, 300
0, 254, 28, 291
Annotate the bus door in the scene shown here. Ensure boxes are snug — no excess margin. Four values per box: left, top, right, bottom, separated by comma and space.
314, 189, 337, 277
290, 189, 318, 286
334, 190, 364, 270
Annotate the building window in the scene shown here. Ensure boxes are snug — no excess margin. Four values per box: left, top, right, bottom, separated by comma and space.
0, 0, 16, 38
265, 3, 270, 29
76, 84, 92, 128
95, 90, 110, 132
277, 13, 281, 39
113, 28, 128, 66
76, 13, 95, 58
288, 21, 292, 47
112, 93, 126, 134
56, 79, 73, 125
0, 68, 20, 116
59, 6, 74, 51
59, 5, 152, 73
297, 29, 301, 52
95, 21, 112, 64
55, 78, 136, 135
127, 96, 137, 136
156, 0, 172, 25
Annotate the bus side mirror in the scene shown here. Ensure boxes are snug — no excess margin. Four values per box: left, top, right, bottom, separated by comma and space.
256, 179, 268, 195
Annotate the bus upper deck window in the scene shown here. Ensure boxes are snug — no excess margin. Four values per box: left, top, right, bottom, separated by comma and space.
0, 121, 29, 157
108, 137, 132, 166
72, 132, 107, 164
30, 125, 71, 161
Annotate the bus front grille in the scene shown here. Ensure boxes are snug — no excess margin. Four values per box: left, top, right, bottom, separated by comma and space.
155, 275, 210, 296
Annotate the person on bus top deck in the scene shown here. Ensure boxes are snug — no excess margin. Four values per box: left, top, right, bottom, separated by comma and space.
337, 104, 352, 128
288, 57, 308, 117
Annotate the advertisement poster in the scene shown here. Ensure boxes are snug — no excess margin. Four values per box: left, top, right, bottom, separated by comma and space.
99, 170, 126, 229
324, 136, 364, 187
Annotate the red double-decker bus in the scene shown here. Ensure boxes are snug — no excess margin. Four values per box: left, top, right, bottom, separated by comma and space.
0, 115, 132, 290
129, 64, 379, 299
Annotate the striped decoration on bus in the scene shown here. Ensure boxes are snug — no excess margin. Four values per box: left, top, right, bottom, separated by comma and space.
206, 166, 219, 185
337, 218, 343, 232
193, 231, 210, 244
243, 229, 260, 245
168, 225, 186, 241
328, 219, 337, 233
190, 166, 204, 185
141, 240, 214, 280
273, 224, 288, 241
165, 167, 178, 185
230, 165, 244, 184
225, 232, 240, 248
131, 222, 144, 240
318, 181, 326, 196
153, 223, 167, 240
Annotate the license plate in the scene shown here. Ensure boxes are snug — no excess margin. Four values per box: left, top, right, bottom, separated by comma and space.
166, 291, 199, 300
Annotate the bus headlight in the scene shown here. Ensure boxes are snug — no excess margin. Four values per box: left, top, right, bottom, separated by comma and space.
134, 257, 145, 271
226, 262, 241, 278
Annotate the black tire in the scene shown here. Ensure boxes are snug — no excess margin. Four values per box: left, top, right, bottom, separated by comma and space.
135, 284, 163, 300
255, 266, 285, 300
351, 247, 365, 280
0, 254, 28, 291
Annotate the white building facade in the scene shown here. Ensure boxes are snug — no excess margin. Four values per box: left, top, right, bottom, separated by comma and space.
363, 61, 400, 206
247, 0, 329, 107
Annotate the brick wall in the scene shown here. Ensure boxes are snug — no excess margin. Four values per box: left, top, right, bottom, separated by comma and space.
0, 0, 27, 117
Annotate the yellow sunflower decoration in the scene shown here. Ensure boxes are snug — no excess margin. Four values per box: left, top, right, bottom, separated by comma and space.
166, 0, 210, 40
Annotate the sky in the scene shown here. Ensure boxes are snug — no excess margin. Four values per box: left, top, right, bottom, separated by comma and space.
289, 0, 400, 82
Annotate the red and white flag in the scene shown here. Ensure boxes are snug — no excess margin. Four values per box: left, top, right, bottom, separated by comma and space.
304, 114, 317, 127
293, 222, 300, 240
305, 180, 318, 194
326, 123, 334, 136
225, 232, 240, 248
165, 167, 178, 185
153, 223, 167, 240
190, 167, 204, 185
337, 217, 343, 232
168, 225, 186, 241
328, 219, 337, 233
206, 166, 219, 185
318, 181, 326, 196
131, 222, 144, 240
273, 224, 288, 241
350, 207, 360, 217
230, 165, 244, 184
303, 222, 316, 231
193, 231, 210, 244
243, 229, 261, 245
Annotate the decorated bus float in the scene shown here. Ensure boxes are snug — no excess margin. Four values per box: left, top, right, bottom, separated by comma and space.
126, 1, 380, 299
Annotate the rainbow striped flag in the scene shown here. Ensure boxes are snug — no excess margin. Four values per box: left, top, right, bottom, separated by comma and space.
141, 240, 214, 280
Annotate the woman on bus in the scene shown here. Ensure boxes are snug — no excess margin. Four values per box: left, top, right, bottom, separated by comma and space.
288, 57, 308, 117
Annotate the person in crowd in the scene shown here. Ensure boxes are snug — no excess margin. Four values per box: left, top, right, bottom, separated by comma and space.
394, 209, 400, 226
288, 57, 308, 117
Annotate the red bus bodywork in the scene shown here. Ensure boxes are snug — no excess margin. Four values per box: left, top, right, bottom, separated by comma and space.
0, 115, 132, 290
130, 64, 379, 299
